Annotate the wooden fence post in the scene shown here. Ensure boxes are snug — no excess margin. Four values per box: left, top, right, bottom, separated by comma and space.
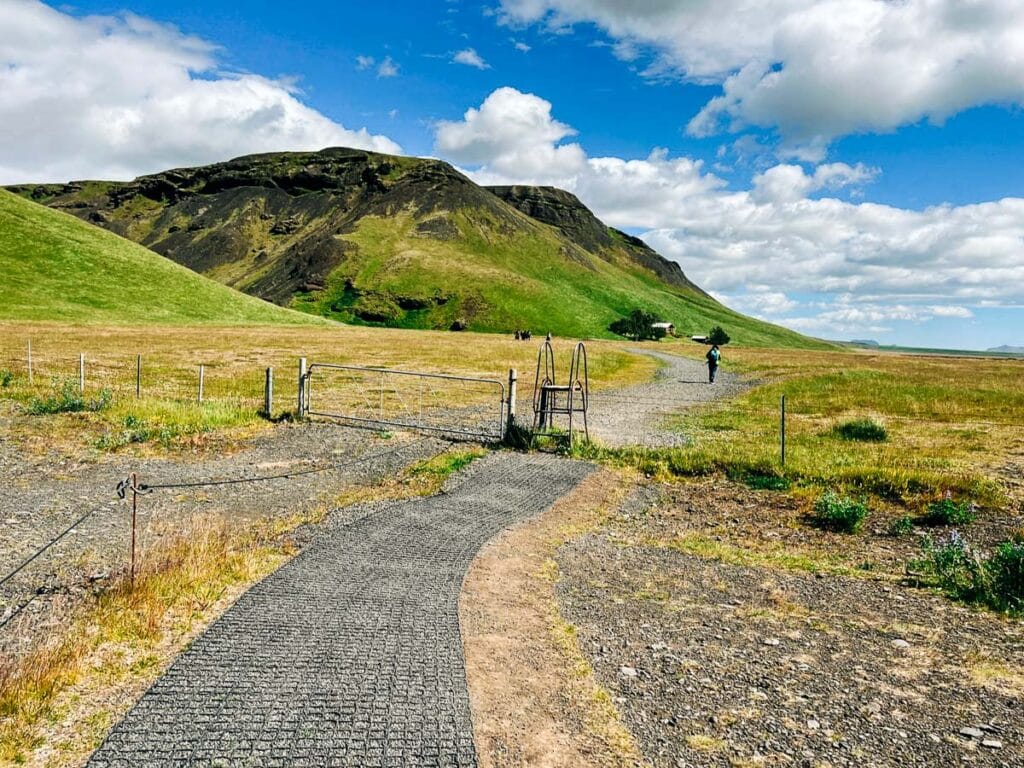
198, 365, 205, 403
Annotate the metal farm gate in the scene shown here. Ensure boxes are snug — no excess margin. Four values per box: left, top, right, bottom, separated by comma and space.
299, 361, 508, 442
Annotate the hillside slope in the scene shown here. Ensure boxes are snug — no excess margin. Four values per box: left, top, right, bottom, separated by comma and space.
0, 189, 319, 325
8, 148, 823, 347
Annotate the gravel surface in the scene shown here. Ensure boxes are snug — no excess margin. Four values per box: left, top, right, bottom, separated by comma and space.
0, 419, 450, 652
87, 452, 593, 768
557, 531, 1024, 768
584, 350, 749, 447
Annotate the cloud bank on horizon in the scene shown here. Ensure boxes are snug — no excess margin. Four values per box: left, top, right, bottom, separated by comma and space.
2, 0, 1022, 344
0, 0, 399, 184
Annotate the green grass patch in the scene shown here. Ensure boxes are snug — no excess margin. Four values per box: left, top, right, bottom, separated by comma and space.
26, 378, 112, 415
296, 210, 826, 348
408, 448, 485, 482
833, 417, 887, 442
0, 189, 321, 325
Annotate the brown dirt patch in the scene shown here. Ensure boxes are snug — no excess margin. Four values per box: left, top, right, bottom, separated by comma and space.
460, 469, 647, 768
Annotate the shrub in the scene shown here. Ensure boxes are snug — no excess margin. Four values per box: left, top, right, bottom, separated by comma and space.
923, 497, 976, 526
813, 491, 869, 533
889, 515, 915, 537
834, 418, 887, 442
914, 533, 1024, 614
0, 369, 13, 388
26, 379, 112, 415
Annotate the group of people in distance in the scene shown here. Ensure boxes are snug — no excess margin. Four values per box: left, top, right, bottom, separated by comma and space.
513, 329, 533, 340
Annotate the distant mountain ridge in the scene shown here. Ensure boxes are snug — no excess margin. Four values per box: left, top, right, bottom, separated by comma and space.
988, 345, 1024, 354
7, 147, 825, 347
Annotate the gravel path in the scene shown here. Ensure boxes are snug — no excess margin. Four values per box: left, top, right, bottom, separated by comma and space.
87, 452, 593, 768
585, 350, 748, 447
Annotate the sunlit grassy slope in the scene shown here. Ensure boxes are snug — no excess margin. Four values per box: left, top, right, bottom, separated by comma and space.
0, 190, 320, 325
294, 212, 827, 349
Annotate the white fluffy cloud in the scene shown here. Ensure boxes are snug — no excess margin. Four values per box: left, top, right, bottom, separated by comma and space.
434, 87, 1024, 335
452, 48, 490, 69
499, 0, 1024, 148
0, 1, 400, 183
435, 87, 586, 180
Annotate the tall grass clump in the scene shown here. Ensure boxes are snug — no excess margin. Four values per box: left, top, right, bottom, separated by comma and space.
26, 379, 112, 415
914, 533, 1024, 614
813, 491, 869, 533
834, 417, 887, 442
0, 369, 13, 388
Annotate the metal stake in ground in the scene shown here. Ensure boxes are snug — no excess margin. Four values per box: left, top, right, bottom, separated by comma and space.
780, 394, 787, 466
264, 367, 273, 418
136, 354, 142, 398
116, 473, 148, 584
198, 364, 205, 403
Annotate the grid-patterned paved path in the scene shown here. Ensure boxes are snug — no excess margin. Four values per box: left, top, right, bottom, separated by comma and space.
88, 452, 593, 768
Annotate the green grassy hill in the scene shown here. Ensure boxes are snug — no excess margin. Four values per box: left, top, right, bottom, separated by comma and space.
0, 189, 320, 325
8, 148, 827, 348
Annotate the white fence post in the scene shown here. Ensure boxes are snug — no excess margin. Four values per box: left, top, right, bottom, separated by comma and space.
79, 353, 85, 394
198, 365, 205, 403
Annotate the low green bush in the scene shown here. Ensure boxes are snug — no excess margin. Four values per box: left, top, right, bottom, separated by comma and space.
914, 533, 1024, 614
27, 379, 112, 415
0, 369, 13, 388
813, 491, 869, 533
889, 515, 915, 537
834, 418, 887, 442
923, 497, 976, 526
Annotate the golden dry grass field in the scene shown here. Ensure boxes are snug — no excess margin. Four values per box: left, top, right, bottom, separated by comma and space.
0, 322, 656, 456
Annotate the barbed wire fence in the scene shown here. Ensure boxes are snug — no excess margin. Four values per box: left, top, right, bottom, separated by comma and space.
0, 435, 443, 648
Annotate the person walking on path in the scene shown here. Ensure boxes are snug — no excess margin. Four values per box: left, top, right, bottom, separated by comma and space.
706, 344, 721, 383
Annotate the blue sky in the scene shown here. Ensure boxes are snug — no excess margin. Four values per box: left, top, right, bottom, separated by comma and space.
3, 0, 1023, 348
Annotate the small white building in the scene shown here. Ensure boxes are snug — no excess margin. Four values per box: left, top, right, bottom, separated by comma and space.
652, 322, 676, 336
